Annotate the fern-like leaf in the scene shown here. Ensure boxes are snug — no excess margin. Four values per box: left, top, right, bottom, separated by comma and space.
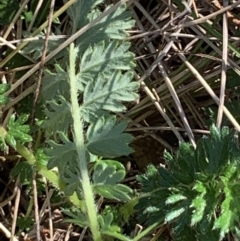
79, 40, 135, 83
76, 4, 135, 55
46, 132, 76, 173
86, 116, 134, 157
93, 160, 132, 201
66, 0, 104, 33
22, 38, 64, 61
64, 208, 89, 227
41, 64, 70, 101
82, 71, 139, 120
43, 96, 72, 136
0, 114, 32, 151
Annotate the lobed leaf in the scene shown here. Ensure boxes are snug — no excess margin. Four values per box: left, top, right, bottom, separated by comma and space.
46, 132, 76, 173
94, 184, 132, 202
41, 64, 70, 101
86, 116, 134, 157
213, 185, 234, 239
76, 4, 135, 55
11, 162, 33, 182
64, 208, 89, 227
79, 40, 135, 83
165, 207, 185, 223
66, 0, 104, 34
93, 160, 131, 201
82, 71, 139, 120
22, 37, 64, 61
61, 166, 83, 198
43, 96, 72, 136
93, 160, 125, 185
5, 114, 32, 148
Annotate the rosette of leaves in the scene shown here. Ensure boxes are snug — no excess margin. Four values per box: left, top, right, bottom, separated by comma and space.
0, 114, 32, 153
136, 125, 240, 241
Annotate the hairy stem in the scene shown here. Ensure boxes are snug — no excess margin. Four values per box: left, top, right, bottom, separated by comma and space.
15, 142, 84, 209
69, 43, 102, 241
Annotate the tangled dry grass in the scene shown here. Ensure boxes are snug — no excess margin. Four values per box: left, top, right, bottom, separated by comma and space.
0, 0, 240, 240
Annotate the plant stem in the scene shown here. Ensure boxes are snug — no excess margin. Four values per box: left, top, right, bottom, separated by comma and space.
15, 142, 84, 209
69, 43, 102, 241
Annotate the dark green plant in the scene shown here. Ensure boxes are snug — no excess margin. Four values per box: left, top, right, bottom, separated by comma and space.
0, 0, 19, 25
136, 125, 240, 241
0, 83, 10, 105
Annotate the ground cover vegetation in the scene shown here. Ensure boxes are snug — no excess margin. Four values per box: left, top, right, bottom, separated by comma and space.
0, 0, 240, 240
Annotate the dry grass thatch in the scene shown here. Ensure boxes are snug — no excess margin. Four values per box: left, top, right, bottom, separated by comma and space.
0, 0, 240, 240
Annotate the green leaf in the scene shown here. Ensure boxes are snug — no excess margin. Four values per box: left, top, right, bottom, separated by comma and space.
137, 165, 164, 192
166, 194, 187, 205
11, 162, 33, 182
93, 160, 126, 185
76, 4, 135, 54
41, 64, 70, 101
82, 71, 139, 118
98, 212, 131, 241
17, 216, 34, 232
93, 160, 132, 201
35, 148, 49, 169
94, 184, 132, 202
61, 166, 83, 198
22, 38, 64, 61
165, 207, 185, 223
5, 133, 16, 147
0, 95, 9, 105
0, 84, 10, 94
64, 208, 89, 227
6, 114, 32, 148
172, 225, 196, 241
45, 132, 83, 197
0, 0, 19, 25
86, 116, 134, 157
119, 198, 138, 222
46, 132, 76, 173
158, 165, 178, 187
0, 135, 8, 152
191, 182, 207, 226
66, 0, 104, 33
43, 96, 72, 136
79, 40, 135, 83
213, 185, 234, 239
226, 69, 240, 89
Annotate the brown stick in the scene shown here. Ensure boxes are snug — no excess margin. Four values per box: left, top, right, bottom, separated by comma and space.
170, 0, 240, 29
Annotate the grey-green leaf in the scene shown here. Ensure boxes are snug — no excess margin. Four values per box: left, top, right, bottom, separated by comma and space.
76, 4, 135, 55
94, 184, 132, 202
79, 40, 135, 83
43, 96, 72, 136
41, 64, 69, 101
46, 132, 76, 173
93, 160, 126, 185
82, 71, 139, 120
86, 116, 134, 157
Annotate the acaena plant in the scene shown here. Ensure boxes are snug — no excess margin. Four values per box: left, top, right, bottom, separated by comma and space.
136, 125, 240, 241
